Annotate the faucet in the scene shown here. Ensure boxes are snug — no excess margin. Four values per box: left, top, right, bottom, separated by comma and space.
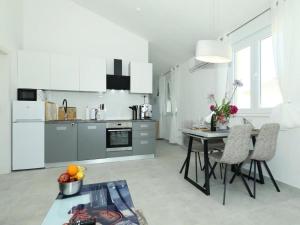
62, 99, 68, 120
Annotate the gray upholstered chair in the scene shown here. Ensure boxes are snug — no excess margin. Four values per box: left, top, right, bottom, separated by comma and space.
209, 125, 253, 205
248, 123, 280, 198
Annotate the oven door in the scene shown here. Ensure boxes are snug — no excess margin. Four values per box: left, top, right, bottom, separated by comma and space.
106, 128, 132, 151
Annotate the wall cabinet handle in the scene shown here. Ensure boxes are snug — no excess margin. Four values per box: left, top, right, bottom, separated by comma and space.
56, 126, 67, 131
140, 140, 149, 145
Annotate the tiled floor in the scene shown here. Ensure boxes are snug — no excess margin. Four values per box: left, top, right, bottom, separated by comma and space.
1, 140, 300, 225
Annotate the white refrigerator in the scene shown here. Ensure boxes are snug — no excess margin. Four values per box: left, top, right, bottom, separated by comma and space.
12, 101, 45, 170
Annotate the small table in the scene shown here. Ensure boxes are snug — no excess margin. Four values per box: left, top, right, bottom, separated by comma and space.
42, 180, 140, 225
182, 128, 260, 196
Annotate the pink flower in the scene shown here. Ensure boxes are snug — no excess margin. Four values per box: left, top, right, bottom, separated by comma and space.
210, 105, 216, 111
230, 105, 238, 114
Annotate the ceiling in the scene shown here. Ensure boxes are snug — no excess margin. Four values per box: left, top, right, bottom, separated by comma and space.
73, 0, 271, 75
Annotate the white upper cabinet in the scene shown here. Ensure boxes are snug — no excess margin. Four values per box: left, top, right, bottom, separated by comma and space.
79, 56, 106, 92
18, 51, 50, 89
130, 62, 153, 94
50, 54, 79, 91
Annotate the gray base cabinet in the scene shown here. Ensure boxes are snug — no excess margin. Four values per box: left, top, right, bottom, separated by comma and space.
133, 122, 156, 155
78, 123, 106, 160
45, 123, 77, 163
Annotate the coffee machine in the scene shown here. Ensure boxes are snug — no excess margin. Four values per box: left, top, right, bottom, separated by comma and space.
139, 104, 152, 120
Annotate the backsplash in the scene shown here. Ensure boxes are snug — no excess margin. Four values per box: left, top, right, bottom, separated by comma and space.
43, 90, 149, 120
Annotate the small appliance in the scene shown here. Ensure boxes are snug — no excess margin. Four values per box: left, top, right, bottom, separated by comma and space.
106, 121, 132, 152
139, 104, 152, 120
129, 105, 138, 120
12, 101, 45, 170
17, 88, 37, 101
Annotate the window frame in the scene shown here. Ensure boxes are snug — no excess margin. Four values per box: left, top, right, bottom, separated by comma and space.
231, 26, 275, 116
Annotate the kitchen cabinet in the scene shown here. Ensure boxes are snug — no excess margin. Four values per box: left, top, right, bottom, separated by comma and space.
79, 57, 106, 92
130, 62, 153, 94
17, 51, 51, 89
78, 123, 106, 160
45, 123, 78, 163
132, 121, 156, 155
50, 54, 79, 91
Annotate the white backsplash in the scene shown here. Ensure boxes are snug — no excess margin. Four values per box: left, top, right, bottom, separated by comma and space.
43, 90, 149, 120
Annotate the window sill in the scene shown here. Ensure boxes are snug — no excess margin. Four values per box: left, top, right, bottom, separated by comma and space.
236, 111, 271, 118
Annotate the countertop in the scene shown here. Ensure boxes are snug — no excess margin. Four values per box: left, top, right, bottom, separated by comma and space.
45, 119, 157, 124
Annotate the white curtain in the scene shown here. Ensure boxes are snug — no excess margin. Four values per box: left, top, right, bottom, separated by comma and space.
169, 67, 181, 144
159, 75, 168, 139
270, 0, 300, 129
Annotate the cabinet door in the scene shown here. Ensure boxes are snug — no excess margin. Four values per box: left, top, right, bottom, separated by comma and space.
133, 138, 156, 155
79, 57, 106, 92
18, 51, 50, 89
50, 54, 79, 91
45, 123, 77, 163
130, 62, 153, 94
78, 123, 106, 160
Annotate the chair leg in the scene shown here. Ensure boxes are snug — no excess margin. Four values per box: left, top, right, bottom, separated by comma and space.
209, 162, 218, 179
195, 152, 198, 183
197, 152, 204, 171
253, 160, 257, 198
229, 163, 243, 184
179, 158, 187, 174
248, 160, 253, 180
223, 164, 228, 205
208, 161, 217, 179
263, 161, 280, 192
220, 163, 223, 179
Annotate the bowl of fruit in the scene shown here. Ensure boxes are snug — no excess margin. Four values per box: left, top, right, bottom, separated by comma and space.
58, 164, 85, 196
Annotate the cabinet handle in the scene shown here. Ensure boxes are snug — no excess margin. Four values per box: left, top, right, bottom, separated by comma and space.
140, 124, 149, 128
140, 132, 148, 136
140, 140, 149, 145
88, 126, 97, 130
56, 126, 67, 131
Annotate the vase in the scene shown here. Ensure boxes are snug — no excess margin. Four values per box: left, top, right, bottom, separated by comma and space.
217, 120, 229, 130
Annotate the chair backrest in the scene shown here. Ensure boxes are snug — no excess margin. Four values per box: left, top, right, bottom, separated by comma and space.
251, 123, 280, 161
220, 125, 252, 164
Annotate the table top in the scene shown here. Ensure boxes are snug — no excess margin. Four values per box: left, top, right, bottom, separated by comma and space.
182, 128, 230, 138
182, 128, 259, 139
42, 180, 140, 225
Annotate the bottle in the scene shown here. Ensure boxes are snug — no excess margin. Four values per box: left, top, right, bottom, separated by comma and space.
85, 106, 90, 120
210, 113, 216, 131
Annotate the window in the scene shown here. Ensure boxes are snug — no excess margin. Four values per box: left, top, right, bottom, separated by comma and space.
233, 27, 281, 114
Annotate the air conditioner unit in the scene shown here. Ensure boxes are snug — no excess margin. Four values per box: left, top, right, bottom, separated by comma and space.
188, 58, 209, 73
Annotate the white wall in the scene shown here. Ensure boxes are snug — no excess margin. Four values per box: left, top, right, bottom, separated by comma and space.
21, 0, 150, 118
0, 0, 23, 174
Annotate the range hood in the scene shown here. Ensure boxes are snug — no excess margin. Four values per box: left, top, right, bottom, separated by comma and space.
106, 59, 130, 90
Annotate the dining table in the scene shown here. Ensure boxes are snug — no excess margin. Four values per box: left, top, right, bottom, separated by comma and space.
181, 128, 261, 196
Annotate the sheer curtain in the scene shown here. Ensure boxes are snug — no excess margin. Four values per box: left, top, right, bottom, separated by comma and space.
270, 0, 300, 129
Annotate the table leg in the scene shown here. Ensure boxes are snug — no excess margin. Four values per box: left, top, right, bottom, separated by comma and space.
203, 139, 210, 194
184, 136, 193, 179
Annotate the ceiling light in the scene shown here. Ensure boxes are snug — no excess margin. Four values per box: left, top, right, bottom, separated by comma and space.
136, 7, 141, 12
195, 40, 232, 64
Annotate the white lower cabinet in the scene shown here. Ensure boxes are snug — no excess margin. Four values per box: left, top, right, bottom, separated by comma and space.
79, 56, 106, 92
50, 54, 80, 91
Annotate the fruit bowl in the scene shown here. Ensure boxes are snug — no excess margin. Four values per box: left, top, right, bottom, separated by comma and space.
57, 164, 86, 196
59, 179, 83, 196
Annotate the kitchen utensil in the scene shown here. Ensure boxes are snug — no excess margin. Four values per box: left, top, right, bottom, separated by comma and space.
59, 179, 83, 196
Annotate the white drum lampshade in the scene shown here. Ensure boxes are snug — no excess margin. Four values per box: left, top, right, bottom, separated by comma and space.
196, 40, 232, 64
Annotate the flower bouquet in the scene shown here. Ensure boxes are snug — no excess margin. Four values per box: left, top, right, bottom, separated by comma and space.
208, 80, 243, 130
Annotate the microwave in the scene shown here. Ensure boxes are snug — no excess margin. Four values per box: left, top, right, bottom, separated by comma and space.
17, 89, 37, 101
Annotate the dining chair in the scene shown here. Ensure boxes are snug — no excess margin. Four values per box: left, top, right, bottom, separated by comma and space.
208, 124, 253, 205
246, 123, 280, 198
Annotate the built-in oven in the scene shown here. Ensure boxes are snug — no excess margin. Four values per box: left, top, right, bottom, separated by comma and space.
106, 121, 132, 152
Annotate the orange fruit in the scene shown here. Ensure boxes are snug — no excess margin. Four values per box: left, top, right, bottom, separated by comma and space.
67, 164, 78, 176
